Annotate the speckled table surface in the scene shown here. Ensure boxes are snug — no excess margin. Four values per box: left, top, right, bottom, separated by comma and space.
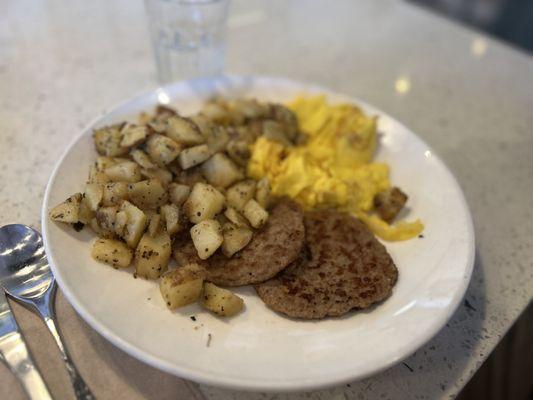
0, 0, 532, 399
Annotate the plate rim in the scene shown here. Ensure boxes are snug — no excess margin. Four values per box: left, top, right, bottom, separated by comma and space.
41, 74, 476, 392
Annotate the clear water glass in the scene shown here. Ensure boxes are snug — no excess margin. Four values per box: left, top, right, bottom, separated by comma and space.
144, 0, 230, 84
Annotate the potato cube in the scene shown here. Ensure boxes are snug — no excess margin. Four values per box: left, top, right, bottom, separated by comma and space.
189, 114, 214, 138
146, 134, 182, 166
202, 102, 230, 123
147, 213, 162, 237
78, 197, 95, 225
184, 183, 225, 223
120, 125, 148, 148
201, 153, 244, 189
93, 125, 128, 157
201, 282, 244, 317
223, 207, 250, 228
104, 161, 142, 183
160, 204, 181, 235
91, 238, 133, 268
169, 183, 190, 206
114, 210, 128, 236
101, 182, 128, 207
221, 224, 253, 257
261, 120, 291, 146
255, 177, 271, 209
166, 116, 205, 146
206, 126, 230, 153
95, 206, 119, 237
49, 193, 82, 223
88, 166, 110, 184
134, 231, 171, 279
120, 201, 148, 248
159, 264, 206, 309
178, 144, 212, 169
84, 183, 103, 211
226, 180, 256, 212
140, 167, 173, 186
95, 156, 116, 171
226, 139, 250, 166
373, 187, 408, 223
130, 149, 156, 169
243, 199, 269, 228
190, 219, 223, 259
127, 179, 168, 210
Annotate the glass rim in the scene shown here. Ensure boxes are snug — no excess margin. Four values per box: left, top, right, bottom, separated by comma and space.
147, 0, 227, 5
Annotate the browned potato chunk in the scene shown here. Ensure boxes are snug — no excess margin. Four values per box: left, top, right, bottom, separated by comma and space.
201, 282, 244, 317
101, 182, 128, 207
84, 183, 103, 211
169, 183, 190, 206
184, 183, 225, 223
91, 238, 132, 268
221, 224, 253, 257
201, 153, 244, 188
95, 156, 116, 171
49, 193, 82, 223
206, 126, 230, 153
226, 139, 250, 166
147, 213, 162, 237
78, 197, 95, 225
119, 201, 148, 248
134, 231, 171, 279
130, 149, 156, 169
159, 263, 206, 309
127, 179, 168, 210
190, 219, 223, 259
373, 187, 408, 223
140, 167, 173, 186
189, 114, 214, 138
160, 204, 181, 235
120, 125, 148, 148
223, 207, 250, 228
178, 144, 212, 169
261, 120, 291, 146
255, 177, 271, 209
104, 161, 142, 183
166, 116, 205, 146
226, 180, 256, 212
114, 210, 128, 236
95, 206, 119, 237
146, 134, 182, 166
243, 199, 269, 228
93, 125, 128, 157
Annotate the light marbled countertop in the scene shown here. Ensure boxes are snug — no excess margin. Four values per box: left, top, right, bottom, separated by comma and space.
0, 0, 532, 399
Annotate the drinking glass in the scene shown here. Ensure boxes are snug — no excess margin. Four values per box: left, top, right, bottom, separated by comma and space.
144, 0, 230, 84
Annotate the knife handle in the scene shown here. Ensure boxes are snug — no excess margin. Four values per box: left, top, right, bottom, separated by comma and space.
0, 294, 52, 400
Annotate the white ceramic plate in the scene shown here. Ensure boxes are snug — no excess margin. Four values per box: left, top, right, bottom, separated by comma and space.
42, 76, 475, 392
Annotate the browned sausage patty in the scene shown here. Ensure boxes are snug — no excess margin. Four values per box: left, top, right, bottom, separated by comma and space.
173, 200, 305, 286
255, 210, 398, 319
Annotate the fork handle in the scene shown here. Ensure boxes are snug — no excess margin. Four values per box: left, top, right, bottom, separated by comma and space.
44, 316, 95, 400
0, 330, 52, 400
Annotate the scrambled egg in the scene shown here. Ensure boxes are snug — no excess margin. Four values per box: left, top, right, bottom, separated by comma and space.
247, 95, 424, 241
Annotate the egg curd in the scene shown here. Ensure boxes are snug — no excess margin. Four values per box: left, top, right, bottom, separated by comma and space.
247, 95, 424, 241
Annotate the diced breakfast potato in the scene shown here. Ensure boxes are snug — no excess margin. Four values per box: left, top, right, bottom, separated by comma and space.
190, 219, 223, 259
95, 156, 116, 171
120, 125, 148, 148
88, 166, 110, 184
201, 282, 244, 317
226, 139, 250, 166
134, 231, 171, 279
78, 197, 95, 224
223, 207, 250, 228
169, 183, 190, 206
49, 193, 82, 223
160, 204, 181, 235
261, 120, 291, 146
91, 238, 133, 268
104, 161, 141, 183
201, 153, 244, 188
127, 179, 168, 210
114, 210, 128, 236
139, 167, 173, 186
130, 149, 156, 169
84, 183, 103, 211
147, 213, 162, 237
373, 187, 408, 223
255, 177, 271, 209
189, 114, 214, 138
178, 144, 211, 169
184, 183, 225, 223
166, 116, 205, 145
159, 263, 206, 309
119, 201, 148, 248
226, 180, 256, 212
146, 134, 182, 166
243, 199, 269, 228
221, 224, 253, 257
206, 126, 229, 153
95, 206, 118, 237
202, 102, 229, 123
93, 125, 128, 157
101, 182, 128, 207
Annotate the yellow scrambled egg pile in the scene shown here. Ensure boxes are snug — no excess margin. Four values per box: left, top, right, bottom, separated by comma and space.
247, 95, 424, 241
